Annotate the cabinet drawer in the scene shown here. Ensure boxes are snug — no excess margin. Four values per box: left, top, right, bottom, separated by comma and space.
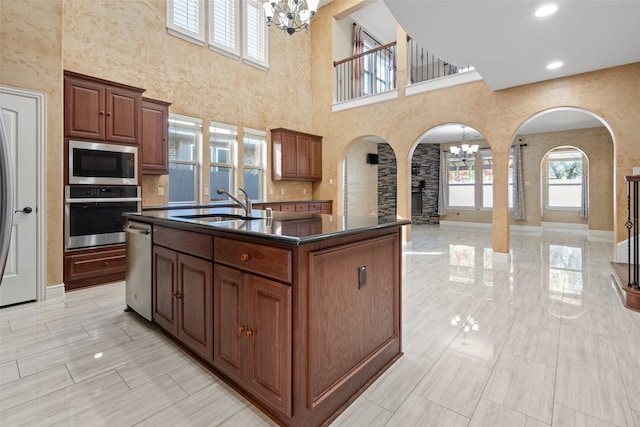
295, 203, 309, 212
153, 225, 213, 260
64, 247, 126, 280
309, 203, 322, 212
321, 202, 332, 212
281, 204, 296, 212
214, 237, 292, 283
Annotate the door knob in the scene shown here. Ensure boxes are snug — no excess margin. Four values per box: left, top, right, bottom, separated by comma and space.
14, 207, 32, 214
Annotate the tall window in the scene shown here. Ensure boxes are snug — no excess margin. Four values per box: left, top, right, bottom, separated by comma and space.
481, 151, 514, 209
167, 0, 205, 45
546, 148, 584, 209
168, 114, 202, 204
209, 122, 237, 201
242, 129, 266, 201
362, 30, 392, 96
481, 151, 493, 208
447, 154, 475, 207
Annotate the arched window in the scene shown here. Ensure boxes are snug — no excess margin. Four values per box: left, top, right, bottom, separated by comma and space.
544, 147, 585, 210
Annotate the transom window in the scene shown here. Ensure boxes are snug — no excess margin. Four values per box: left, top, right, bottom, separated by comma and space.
168, 0, 269, 70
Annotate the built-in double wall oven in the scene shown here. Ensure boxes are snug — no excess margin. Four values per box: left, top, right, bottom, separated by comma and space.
65, 141, 141, 250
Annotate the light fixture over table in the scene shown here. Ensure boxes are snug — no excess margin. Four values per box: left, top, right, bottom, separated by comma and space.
263, 0, 320, 35
449, 125, 478, 163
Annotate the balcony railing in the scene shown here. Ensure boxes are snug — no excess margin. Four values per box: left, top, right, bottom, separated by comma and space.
333, 42, 397, 103
407, 37, 474, 84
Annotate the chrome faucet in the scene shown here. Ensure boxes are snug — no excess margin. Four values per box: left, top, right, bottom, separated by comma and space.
217, 187, 252, 217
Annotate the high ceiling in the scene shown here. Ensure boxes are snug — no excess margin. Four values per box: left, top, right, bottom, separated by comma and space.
326, 0, 635, 140
384, 0, 640, 91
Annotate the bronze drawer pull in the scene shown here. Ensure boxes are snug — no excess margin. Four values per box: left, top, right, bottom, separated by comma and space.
237, 326, 244, 334
244, 329, 253, 338
240, 253, 250, 262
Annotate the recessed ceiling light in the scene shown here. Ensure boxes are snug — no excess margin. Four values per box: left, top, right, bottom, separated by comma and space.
535, 4, 558, 17
546, 61, 563, 70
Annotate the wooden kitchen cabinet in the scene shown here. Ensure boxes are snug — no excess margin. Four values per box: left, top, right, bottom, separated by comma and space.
213, 239, 292, 416
153, 229, 213, 362
141, 98, 170, 174
271, 128, 322, 181
64, 71, 143, 144
63, 245, 126, 291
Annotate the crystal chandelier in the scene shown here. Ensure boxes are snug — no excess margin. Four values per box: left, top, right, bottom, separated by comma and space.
449, 125, 478, 162
263, 0, 320, 35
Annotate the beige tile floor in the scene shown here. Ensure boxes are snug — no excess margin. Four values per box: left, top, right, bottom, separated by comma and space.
1, 225, 639, 426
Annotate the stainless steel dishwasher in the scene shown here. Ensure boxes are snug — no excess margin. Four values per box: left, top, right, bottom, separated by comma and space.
124, 220, 152, 321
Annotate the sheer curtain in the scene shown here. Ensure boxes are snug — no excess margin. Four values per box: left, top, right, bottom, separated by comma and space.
580, 156, 589, 218
438, 150, 447, 216
352, 24, 364, 98
512, 144, 526, 220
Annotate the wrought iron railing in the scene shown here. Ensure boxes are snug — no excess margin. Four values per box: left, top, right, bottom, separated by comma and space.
333, 42, 397, 103
407, 36, 474, 84
625, 175, 639, 290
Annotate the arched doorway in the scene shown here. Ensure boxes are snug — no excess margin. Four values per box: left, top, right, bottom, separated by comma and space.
409, 124, 488, 226
508, 108, 614, 240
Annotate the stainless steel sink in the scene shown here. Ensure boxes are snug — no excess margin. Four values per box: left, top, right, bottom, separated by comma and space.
174, 213, 256, 222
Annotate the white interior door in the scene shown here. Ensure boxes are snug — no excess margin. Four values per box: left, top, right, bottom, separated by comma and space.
0, 89, 40, 306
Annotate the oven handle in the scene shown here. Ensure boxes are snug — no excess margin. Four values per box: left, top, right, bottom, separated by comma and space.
65, 197, 142, 203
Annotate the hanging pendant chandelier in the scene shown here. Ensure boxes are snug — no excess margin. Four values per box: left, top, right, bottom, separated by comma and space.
449, 125, 478, 162
263, 0, 320, 35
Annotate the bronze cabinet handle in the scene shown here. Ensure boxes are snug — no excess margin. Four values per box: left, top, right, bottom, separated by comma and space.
240, 253, 249, 262
237, 326, 244, 334
244, 329, 253, 338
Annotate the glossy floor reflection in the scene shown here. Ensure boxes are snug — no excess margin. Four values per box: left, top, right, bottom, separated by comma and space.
1, 226, 639, 426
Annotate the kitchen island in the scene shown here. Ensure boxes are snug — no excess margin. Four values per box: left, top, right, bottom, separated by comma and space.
124, 207, 409, 426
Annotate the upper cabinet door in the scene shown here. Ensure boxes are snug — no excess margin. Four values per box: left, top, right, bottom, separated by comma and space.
141, 98, 170, 174
64, 72, 144, 144
105, 87, 140, 144
271, 128, 322, 182
64, 77, 106, 140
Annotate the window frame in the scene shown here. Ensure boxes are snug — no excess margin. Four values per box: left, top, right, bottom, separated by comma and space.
242, 0, 269, 70
168, 113, 203, 205
208, 121, 238, 202
208, 0, 240, 58
445, 152, 477, 209
167, 0, 206, 46
242, 128, 267, 202
544, 148, 584, 211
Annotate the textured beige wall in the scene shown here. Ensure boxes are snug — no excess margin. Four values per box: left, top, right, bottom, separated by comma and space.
0, 0, 64, 285
62, 0, 314, 206
311, 0, 640, 254
345, 140, 378, 217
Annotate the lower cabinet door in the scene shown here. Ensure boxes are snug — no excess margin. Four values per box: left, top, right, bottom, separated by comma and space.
177, 253, 213, 361
213, 264, 244, 383
245, 274, 292, 416
153, 246, 178, 335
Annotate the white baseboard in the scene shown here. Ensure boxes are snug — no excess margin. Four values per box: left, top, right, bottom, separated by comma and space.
439, 220, 492, 230
617, 236, 635, 263
541, 222, 588, 234
46, 284, 65, 300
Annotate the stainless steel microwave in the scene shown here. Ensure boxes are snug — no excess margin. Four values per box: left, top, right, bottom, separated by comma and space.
69, 140, 138, 185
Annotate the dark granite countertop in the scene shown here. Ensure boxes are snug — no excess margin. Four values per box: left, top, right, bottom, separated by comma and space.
124, 207, 409, 245
142, 200, 334, 211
